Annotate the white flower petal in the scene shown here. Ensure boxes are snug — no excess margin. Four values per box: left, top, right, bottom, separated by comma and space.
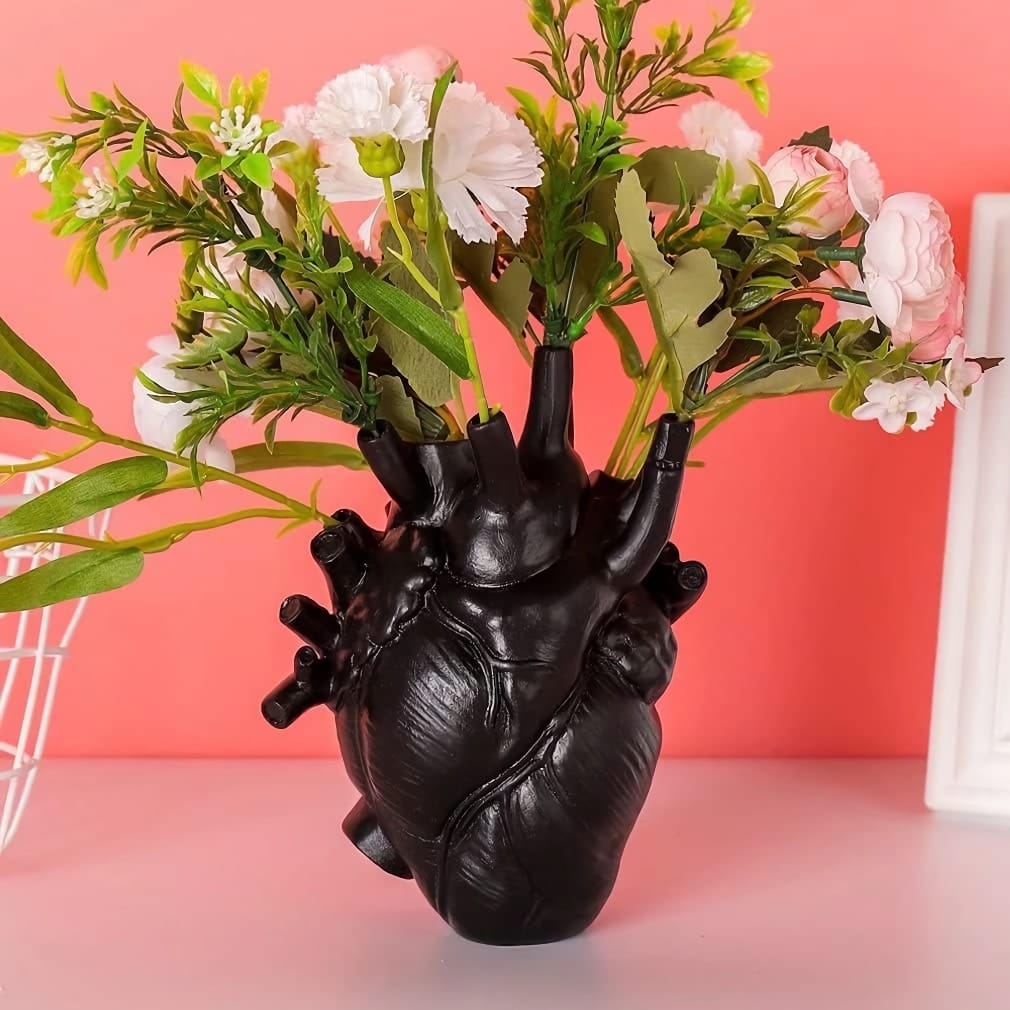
311, 65, 430, 145
438, 178, 497, 244
430, 82, 542, 244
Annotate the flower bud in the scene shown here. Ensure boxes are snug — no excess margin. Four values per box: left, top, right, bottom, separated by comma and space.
353, 134, 406, 179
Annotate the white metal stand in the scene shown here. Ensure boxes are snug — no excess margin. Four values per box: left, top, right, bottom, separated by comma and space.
0, 455, 110, 853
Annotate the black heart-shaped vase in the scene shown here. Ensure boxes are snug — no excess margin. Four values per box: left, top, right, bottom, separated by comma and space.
263, 346, 706, 946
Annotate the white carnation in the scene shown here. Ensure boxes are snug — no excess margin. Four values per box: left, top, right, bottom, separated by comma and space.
680, 101, 762, 190
310, 65, 430, 145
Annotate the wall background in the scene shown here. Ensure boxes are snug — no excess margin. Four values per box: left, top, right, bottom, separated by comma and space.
0, 0, 1003, 758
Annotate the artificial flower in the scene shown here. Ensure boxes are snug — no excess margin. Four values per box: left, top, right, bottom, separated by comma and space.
311, 65, 430, 148
381, 45, 457, 84
763, 144, 855, 239
266, 104, 317, 162
313, 78, 542, 246
210, 105, 264, 157
429, 81, 543, 243
75, 167, 118, 220
852, 376, 945, 434
890, 273, 965, 363
944, 336, 984, 409
679, 100, 762, 190
830, 140, 884, 221
133, 336, 234, 471
862, 193, 955, 332
18, 135, 71, 184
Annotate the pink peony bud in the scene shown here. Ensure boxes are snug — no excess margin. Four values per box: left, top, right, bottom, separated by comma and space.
763, 145, 855, 239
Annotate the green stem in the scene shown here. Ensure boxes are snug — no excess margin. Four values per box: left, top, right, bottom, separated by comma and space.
818, 246, 862, 264
381, 176, 442, 305
451, 307, 490, 423
735, 287, 837, 328
0, 507, 295, 557
49, 420, 334, 526
692, 397, 750, 446
605, 345, 666, 477
0, 440, 97, 476
830, 286, 872, 307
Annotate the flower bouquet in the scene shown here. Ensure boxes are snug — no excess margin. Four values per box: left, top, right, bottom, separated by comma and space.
0, 0, 994, 946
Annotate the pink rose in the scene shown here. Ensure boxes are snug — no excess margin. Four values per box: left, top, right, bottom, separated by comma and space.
830, 140, 884, 221
380, 46, 457, 84
763, 145, 855, 239
890, 273, 965, 362
862, 193, 955, 330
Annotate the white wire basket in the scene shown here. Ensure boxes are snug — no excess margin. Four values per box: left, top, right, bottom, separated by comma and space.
0, 454, 110, 854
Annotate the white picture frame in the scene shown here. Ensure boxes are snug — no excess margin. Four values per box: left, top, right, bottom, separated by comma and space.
926, 194, 1010, 821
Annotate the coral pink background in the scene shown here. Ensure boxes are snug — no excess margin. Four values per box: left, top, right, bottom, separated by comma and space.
0, 0, 1001, 758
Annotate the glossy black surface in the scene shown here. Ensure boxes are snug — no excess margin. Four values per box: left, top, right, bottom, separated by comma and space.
264, 346, 707, 946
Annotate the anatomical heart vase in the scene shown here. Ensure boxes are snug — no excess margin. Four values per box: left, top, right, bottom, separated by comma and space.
0, 0, 994, 956
264, 347, 706, 945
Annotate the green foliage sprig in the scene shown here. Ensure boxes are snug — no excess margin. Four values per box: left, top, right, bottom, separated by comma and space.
0, 0, 993, 612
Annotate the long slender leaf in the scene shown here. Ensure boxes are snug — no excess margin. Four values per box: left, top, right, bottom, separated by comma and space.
0, 393, 51, 428
0, 315, 91, 422
0, 549, 144, 613
346, 266, 470, 378
142, 441, 368, 497
0, 457, 168, 537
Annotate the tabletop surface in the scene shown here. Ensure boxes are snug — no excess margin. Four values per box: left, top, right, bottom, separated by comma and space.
1, 758, 1009, 1010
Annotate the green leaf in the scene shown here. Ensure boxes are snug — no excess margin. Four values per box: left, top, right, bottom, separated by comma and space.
141, 441, 367, 497
615, 171, 733, 411
833, 317, 877, 351
346, 264, 470, 378
0, 549, 144, 613
375, 322, 454, 408
246, 70, 270, 114
493, 260, 535, 338
180, 61, 220, 109
373, 226, 455, 406
634, 146, 719, 206
0, 315, 91, 423
574, 221, 608, 245
452, 243, 535, 341
830, 368, 872, 416
375, 375, 423, 441
240, 152, 273, 190
737, 365, 845, 400
0, 392, 51, 428
761, 242, 802, 267
789, 126, 832, 151
743, 78, 771, 115
116, 120, 147, 181
507, 87, 541, 121
194, 156, 222, 181
0, 457, 168, 538
0, 131, 23, 154
598, 307, 644, 379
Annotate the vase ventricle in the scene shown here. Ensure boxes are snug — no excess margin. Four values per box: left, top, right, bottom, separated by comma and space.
264, 345, 707, 946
